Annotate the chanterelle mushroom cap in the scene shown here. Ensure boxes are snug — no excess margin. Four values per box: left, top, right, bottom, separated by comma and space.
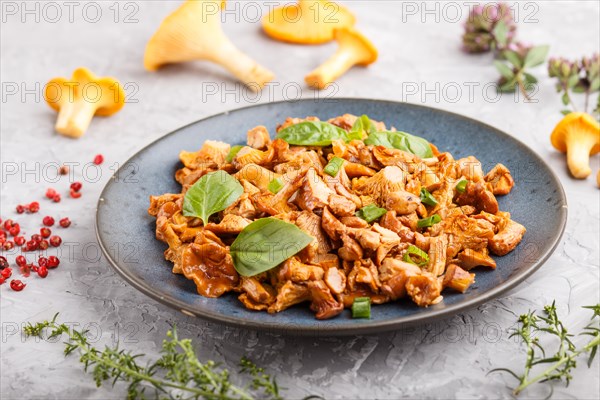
550, 112, 600, 179
144, 0, 274, 92
305, 27, 378, 90
43, 67, 125, 138
262, 0, 355, 44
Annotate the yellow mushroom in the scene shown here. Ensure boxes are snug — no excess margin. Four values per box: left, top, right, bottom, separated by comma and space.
597, 170, 600, 188
550, 112, 600, 179
262, 0, 355, 44
43, 67, 125, 138
305, 27, 378, 90
144, 0, 274, 92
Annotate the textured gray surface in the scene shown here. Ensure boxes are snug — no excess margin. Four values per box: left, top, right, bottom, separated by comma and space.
1, 1, 599, 399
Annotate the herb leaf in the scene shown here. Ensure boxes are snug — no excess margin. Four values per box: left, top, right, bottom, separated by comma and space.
523, 45, 550, 68
494, 60, 515, 80
276, 121, 361, 146
182, 170, 243, 225
492, 21, 509, 48
504, 50, 522, 68
351, 114, 377, 136
230, 218, 313, 277
364, 130, 433, 158
491, 302, 600, 396
24, 314, 289, 400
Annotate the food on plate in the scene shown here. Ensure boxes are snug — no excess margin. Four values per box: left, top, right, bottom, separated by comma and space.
149, 114, 525, 319
305, 27, 378, 90
144, 0, 274, 92
262, 0, 356, 44
550, 112, 600, 179
43, 67, 125, 138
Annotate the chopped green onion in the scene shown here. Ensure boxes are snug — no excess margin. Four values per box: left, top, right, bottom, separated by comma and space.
419, 188, 438, 206
455, 179, 468, 193
403, 245, 430, 266
225, 145, 244, 163
356, 204, 387, 223
417, 214, 442, 229
268, 178, 284, 194
324, 157, 345, 177
352, 297, 371, 319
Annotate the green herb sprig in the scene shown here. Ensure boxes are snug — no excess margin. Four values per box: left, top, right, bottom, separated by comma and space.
494, 45, 550, 100
24, 313, 292, 400
462, 3, 549, 100
491, 302, 600, 396
548, 54, 600, 117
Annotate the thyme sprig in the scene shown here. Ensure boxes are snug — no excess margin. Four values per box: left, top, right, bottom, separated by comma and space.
24, 314, 290, 400
491, 302, 600, 396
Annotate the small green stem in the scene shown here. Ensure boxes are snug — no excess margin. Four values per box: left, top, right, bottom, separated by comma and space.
514, 334, 600, 395
562, 82, 578, 112
584, 90, 590, 114
518, 77, 532, 101
64, 328, 241, 400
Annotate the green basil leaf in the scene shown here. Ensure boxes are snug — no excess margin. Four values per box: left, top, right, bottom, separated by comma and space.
324, 157, 345, 177
268, 178, 284, 194
351, 114, 377, 136
230, 218, 313, 277
275, 121, 360, 146
523, 45, 549, 68
364, 131, 433, 158
356, 204, 387, 223
182, 170, 243, 225
225, 145, 244, 163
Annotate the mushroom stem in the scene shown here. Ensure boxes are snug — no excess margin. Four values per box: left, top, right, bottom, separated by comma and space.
567, 137, 596, 178
212, 40, 274, 92
55, 100, 98, 138
306, 50, 358, 90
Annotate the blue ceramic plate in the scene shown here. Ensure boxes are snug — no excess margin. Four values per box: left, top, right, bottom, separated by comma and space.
96, 99, 567, 336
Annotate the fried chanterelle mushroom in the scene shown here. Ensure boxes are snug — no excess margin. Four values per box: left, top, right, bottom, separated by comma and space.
149, 114, 525, 320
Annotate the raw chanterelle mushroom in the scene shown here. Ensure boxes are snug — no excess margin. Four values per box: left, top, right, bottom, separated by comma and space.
305, 27, 378, 90
43, 67, 125, 138
144, 0, 274, 92
262, 0, 355, 44
550, 112, 600, 179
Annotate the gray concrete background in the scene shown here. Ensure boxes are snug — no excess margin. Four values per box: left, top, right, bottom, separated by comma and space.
1, 1, 599, 399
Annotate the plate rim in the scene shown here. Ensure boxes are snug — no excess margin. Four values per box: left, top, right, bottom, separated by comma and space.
95, 98, 568, 336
